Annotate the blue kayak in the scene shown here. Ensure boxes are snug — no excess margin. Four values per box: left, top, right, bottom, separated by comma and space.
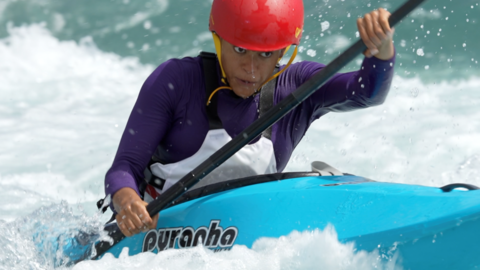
99, 172, 480, 269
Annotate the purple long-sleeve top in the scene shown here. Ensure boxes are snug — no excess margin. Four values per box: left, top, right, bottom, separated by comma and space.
105, 54, 395, 200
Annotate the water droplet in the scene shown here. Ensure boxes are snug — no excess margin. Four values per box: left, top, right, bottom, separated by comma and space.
307, 49, 317, 57
141, 43, 150, 51
143, 20, 152, 30
320, 21, 330, 32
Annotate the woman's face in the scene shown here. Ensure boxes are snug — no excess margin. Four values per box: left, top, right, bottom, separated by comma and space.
220, 39, 285, 98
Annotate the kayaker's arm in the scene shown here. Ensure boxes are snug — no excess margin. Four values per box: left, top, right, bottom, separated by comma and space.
104, 60, 181, 205
308, 8, 396, 113
104, 60, 183, 236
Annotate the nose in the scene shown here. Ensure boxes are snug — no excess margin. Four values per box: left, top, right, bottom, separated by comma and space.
241, 53, 258, 75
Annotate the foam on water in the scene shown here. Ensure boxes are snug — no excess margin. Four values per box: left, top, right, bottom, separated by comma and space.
1, 24, 479, 269
287, 75, 480, 187
0, 24, 154, 220
0, 201, 105, 269
75, 227, 401, 270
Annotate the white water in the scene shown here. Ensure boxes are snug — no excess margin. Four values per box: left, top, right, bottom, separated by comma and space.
1, 24, 480, 269
75, 227, 400, 270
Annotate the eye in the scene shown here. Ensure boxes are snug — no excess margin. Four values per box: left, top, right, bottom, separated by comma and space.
234, 46, 246, 54
260, 51, 273, 58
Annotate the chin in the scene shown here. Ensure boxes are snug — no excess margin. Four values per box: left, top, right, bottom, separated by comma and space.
232, 87, 255, 99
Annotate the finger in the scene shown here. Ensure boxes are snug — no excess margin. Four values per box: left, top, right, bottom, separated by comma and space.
135, 202, 155, 232
357, 17, 378, 56
371, 11, 389, 44
122, 202, 146, 231
364, 11, 383, 48
116, 215, 133, 237
128, 211, 146, 233
137, 212, 150, 232
124, 219, 141, 235
149, 213, 159, 230
137, 202, 154, 227
378, 8, 393, 38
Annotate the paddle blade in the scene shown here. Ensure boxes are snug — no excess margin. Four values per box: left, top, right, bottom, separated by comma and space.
33, 225, 98, 266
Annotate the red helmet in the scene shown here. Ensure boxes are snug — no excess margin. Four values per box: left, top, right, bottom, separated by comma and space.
209, 0, 304, 51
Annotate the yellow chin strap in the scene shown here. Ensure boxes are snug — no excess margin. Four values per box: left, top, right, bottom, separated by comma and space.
212, 32, 229, 86
207, 32, 298, 106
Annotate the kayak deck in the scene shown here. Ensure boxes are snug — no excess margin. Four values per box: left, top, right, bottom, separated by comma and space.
105, 175, 480, 269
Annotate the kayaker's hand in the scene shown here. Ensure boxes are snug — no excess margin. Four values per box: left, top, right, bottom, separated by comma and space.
112, 187, 159, 237
357, 8, 395, 60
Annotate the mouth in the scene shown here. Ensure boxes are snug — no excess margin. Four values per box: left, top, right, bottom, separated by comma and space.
236, 77, 258, 86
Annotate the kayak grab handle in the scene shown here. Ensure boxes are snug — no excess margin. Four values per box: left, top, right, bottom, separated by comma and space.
440, 183, 480, 192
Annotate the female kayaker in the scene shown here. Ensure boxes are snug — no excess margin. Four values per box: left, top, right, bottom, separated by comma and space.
105, 0, 396, 237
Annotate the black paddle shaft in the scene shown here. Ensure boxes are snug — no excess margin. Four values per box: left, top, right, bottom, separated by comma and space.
90, 0, 427, 261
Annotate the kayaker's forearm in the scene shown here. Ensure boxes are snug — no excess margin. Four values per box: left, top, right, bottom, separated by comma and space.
313, 51, 395, 113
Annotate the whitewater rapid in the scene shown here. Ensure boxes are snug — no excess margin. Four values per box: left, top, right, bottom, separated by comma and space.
1, 24, 479, 270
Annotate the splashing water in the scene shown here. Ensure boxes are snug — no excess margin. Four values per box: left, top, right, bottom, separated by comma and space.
0, 201, 105, 269
74, 226, 402, 270
0, 0, 479, 268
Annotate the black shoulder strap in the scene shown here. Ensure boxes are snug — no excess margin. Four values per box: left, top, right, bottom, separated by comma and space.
258, 67, 279, 140
199, 51, 223, 129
